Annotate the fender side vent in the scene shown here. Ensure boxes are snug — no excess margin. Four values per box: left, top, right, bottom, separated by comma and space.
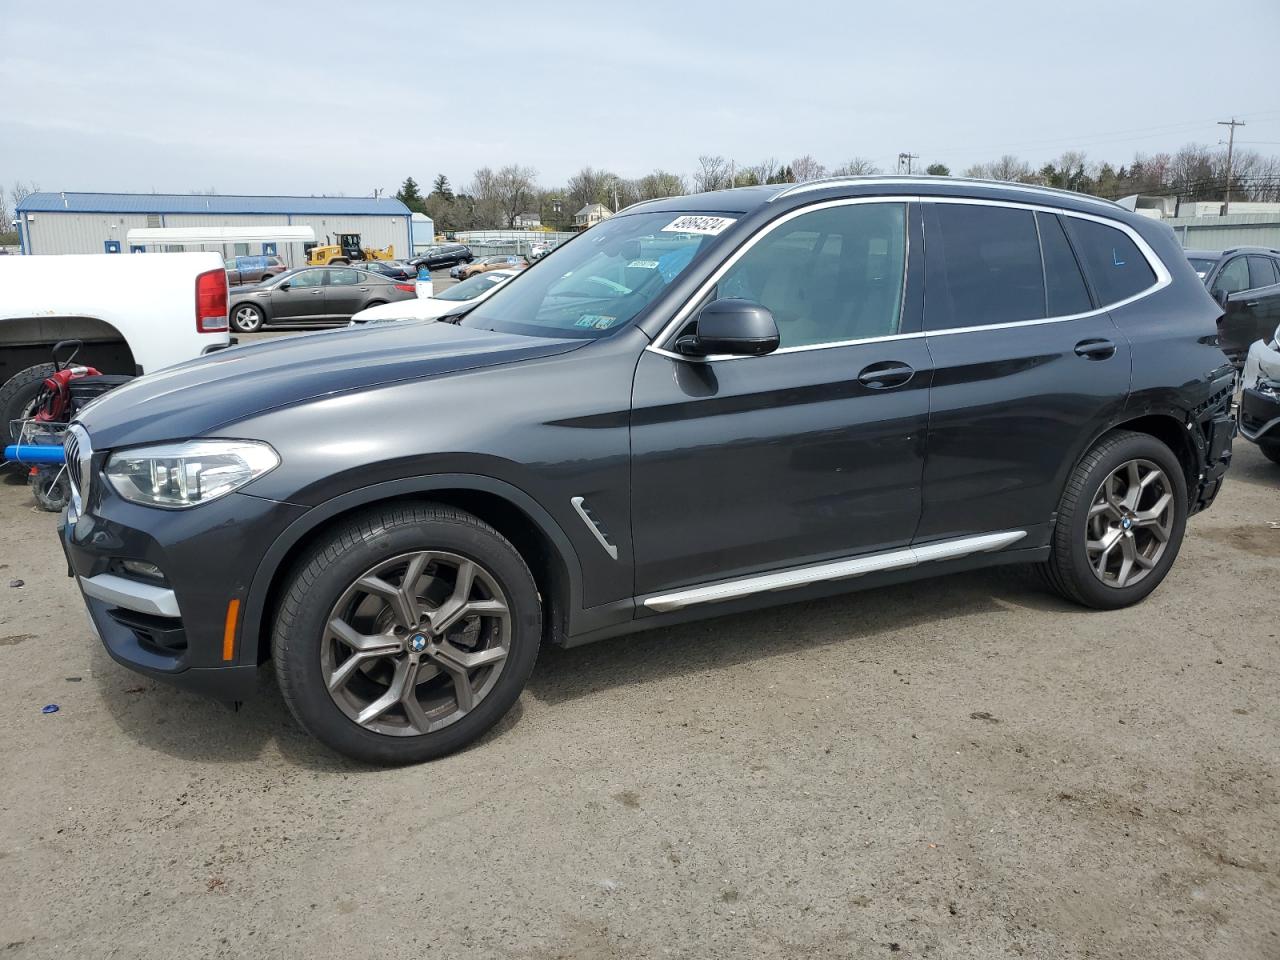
570, 496, 619, 560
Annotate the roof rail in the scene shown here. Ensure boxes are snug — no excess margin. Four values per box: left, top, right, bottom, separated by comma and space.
768, 175, 1121, 210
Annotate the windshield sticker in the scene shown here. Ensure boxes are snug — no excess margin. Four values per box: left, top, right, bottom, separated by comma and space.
628, 259, 659, 269
661, 215, 736, 236
575, 314, 618, 329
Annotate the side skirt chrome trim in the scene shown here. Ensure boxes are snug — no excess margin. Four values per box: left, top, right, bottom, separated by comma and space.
571, 496, 619, 560
641, 530, 1027, 613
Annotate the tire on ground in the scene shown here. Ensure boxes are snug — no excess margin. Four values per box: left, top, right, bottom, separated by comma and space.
1040, 429, 1188, 610
0, 363, 56, 447
272, 501, 542, 765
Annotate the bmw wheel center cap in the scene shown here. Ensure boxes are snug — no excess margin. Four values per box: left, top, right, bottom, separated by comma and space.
408, 633, 428, 653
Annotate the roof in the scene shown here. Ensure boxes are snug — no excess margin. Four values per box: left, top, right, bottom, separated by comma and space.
575, 203, 612, 216
16, 191, 411, 216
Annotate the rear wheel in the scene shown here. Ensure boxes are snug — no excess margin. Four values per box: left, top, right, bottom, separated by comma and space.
231, 304, 264, 333
1259, 439, 1280, 465
29, 468, 70, 512
272, 503, 542, 765
1041, 430, 1187, 610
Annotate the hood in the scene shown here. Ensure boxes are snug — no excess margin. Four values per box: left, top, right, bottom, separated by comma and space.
78, 321, 584, 448
350, 299, 456, 324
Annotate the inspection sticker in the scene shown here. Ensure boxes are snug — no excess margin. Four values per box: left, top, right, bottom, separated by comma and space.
575, 314, 618, 329
627, 259, 659, 269
661, 215, 736, 236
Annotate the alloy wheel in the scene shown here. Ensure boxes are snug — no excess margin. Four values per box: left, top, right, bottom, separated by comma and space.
1085, 458, 1175, 588
232, 306, 261, 332
321, 551, 511, 737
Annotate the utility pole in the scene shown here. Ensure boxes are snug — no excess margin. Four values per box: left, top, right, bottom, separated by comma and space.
1217, 117, 1244, 214
897, 152, 919, 175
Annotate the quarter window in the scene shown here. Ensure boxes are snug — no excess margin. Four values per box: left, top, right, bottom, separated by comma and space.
1037, 212, 1093, 316
713, 202, 906, 347
328, 268, 362, 285
1064, 217, 1156, 306
925, 203, 1045, 328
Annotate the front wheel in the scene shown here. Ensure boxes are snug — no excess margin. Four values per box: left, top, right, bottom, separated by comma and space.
272, 503, 542, 764
1041, 430, 1188, 610
1259, 439, 1280, 465
231, 304, 264, 333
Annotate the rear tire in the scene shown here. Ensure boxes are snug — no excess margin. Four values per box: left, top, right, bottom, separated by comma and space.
29, 468, 70, 512
231, 304, 264, 333
1040, 430, 1187, 610
0, 364, 55, 446
272, 503, 542, 765
1259, 440, 1280, 465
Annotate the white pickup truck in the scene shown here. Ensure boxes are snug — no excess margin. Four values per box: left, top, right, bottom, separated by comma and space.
0, 252, 231, 439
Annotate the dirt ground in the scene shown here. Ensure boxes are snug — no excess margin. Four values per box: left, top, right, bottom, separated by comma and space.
0, 438, 1277, 959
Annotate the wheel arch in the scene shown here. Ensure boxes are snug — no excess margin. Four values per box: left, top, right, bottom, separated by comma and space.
0, 316, 138, 382
1072, 410, 1199, 507
240, 474, 583, 667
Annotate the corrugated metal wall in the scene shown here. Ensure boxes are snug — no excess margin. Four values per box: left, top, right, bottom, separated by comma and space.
1168, 214, 1280, 250
23, 211, 412, 261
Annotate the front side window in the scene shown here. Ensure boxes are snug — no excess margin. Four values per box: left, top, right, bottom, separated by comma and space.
1213, 257, 1250, 297
463, 211, 718, 339
1064, 217, 1157, 306
712, 202, 906, 347
926, 203, 1045, 328
287, 270, 324, 288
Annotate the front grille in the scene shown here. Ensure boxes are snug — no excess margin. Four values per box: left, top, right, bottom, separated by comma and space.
64, 424, 92, 510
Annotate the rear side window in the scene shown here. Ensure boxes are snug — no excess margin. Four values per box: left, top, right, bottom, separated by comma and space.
1037, 213, 1093, 316
1064, 217, 1157, 306
925, 203, 1045, 328
1248, 255, 1278, 289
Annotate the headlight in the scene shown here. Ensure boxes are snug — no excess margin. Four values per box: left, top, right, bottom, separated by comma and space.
105, 440, 279, 509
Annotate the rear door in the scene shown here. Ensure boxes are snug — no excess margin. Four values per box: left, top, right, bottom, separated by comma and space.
1245, 255, 1280, 345
918, 202, 1134, 546
325, 267, 370, 321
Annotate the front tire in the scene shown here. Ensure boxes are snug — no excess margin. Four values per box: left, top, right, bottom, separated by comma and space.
1041, 430, 1187, 610
231, 304, 264, 333
1259, 439, 1280, 465
272, 503, 542, 765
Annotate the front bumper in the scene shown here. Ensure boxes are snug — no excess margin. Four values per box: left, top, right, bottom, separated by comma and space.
1238, 338, 1280, 444
59, 483, 308, 701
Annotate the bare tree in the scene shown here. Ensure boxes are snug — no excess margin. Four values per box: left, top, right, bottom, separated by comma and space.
829, 157, 881, 177
490, 164, 539, 228
789, 155, 827, 183
10, 180, 39, 209
634, 170, 687, 200
693, 155, 730, 193
964, 155, 1033, 183
566, 166, 616, 213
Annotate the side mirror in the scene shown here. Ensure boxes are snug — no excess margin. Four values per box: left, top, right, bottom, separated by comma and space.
676, 299, 780, 358
277, 281, 291, 291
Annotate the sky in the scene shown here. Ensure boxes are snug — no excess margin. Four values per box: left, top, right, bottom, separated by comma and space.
3, 0, 1279, 198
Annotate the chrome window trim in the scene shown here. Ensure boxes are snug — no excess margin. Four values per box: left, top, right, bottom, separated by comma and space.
642, 529, 1027, 613
645, 195, 1171, 363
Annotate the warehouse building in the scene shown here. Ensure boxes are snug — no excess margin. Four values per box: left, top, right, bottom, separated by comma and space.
14, 191, 413, 265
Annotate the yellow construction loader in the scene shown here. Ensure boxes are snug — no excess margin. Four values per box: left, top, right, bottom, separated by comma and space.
305, 233, 395, 266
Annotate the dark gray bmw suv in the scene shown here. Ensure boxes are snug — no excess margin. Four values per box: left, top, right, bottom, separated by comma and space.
60, 177, 1236, 764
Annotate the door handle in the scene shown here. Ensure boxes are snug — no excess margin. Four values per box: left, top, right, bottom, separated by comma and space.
1074, 338, 1116, 360
857, 361, 914, 389
311, 290, 324, 295
1244, 300, 1260, 308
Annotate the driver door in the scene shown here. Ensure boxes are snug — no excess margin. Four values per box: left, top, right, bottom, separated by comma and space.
271, 268, 327, 320
629, 200, 930, 602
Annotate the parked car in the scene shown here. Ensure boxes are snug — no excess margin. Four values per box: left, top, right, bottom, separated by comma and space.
349, 269, 519, 325
224, 255, 288, 286
60, 178, 1235, 765
228, 266, 416, 332
455, 255, 528, 280
1185, 247, 1280, 366
357, 259, 414, 281
409, 244, 473, 271
1238, 325, 1280, 464
0, 252, 230, 445
529, 242, 552, 260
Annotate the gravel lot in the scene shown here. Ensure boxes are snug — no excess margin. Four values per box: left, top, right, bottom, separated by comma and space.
1, 415, 1277, 958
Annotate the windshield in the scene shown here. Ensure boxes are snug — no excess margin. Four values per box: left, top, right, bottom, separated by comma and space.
461, 211, 725, 338
1187, 257, 1216, 281
437, 272, 508, 302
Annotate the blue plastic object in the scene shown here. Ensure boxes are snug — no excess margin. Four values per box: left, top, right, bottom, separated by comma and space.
3, 445, 65, 465
42, 704, 60, 714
